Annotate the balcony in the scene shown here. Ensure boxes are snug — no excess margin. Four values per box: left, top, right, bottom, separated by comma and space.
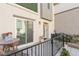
0, 34, 64, 56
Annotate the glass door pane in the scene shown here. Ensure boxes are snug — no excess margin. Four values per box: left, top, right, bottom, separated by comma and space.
27, 21, 33, 43
16, 20, 26, 45
43, 23, 49, 39
16, 18, 33, 45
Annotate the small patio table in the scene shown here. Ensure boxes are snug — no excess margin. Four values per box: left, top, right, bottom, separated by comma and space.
0, 38, 19, 52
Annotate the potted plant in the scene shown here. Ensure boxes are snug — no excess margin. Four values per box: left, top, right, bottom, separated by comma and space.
60, 48, 70, 56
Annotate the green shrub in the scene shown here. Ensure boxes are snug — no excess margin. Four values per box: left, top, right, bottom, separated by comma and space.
60, 48, 70, 56
64, 35, 72, 42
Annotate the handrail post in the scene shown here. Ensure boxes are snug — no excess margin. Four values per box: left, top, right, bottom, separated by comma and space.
62, 35, 64, 47
51, 34, 53, 56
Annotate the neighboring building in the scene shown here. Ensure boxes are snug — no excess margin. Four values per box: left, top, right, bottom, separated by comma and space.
55, 3, 79, 35
0, 3, 54, 48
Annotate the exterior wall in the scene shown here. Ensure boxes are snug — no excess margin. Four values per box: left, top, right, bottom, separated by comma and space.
55, 3, 79, 14
0, 3, 54, 47
55, 3, 79, 35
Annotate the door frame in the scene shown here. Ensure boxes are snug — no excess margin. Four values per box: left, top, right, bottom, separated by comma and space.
43, 22, 49, 39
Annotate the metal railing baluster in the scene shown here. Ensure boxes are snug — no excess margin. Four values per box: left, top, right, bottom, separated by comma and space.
41, 44, 42, 56
38, 45, 40, 56
35, 46, 37, 56
31, 47, 33, 56
5, 34, 63, 56
21, 51, 23, 56
27, 49, 29, 56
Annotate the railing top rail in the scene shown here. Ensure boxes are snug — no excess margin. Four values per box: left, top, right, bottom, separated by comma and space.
5, 34, 63, 56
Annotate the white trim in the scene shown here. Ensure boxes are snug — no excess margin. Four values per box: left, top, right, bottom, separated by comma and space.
15, 17, 34, 45
7, 3, 39, 15
13, 15, 35, 21
18, 42, 36, 49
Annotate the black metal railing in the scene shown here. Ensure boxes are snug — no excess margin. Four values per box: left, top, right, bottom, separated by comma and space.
51, 34, 64, 55
5, 34, 64, 56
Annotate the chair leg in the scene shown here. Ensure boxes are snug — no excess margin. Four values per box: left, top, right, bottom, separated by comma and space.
0, 49, 5, 55
3, 46, 6, 52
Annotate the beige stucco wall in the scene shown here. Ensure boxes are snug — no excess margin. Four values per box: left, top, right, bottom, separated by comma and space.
0, 3, 54, 46
55, 6, 79, 35
55, 3, 79, 14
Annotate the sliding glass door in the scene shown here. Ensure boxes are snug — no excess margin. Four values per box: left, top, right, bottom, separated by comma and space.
16, 18, 33, 45
27, 21, 33, 43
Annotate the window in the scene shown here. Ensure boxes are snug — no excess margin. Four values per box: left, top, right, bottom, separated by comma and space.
16, 18, 33, 45
40, 3, 52, 21
16, 3, 38, 12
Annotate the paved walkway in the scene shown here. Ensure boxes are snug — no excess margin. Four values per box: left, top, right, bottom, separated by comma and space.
56, 44, 79, 56
65, 44, 79, 56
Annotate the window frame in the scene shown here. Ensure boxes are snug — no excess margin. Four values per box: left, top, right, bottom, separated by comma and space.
15, 17, 34, 45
